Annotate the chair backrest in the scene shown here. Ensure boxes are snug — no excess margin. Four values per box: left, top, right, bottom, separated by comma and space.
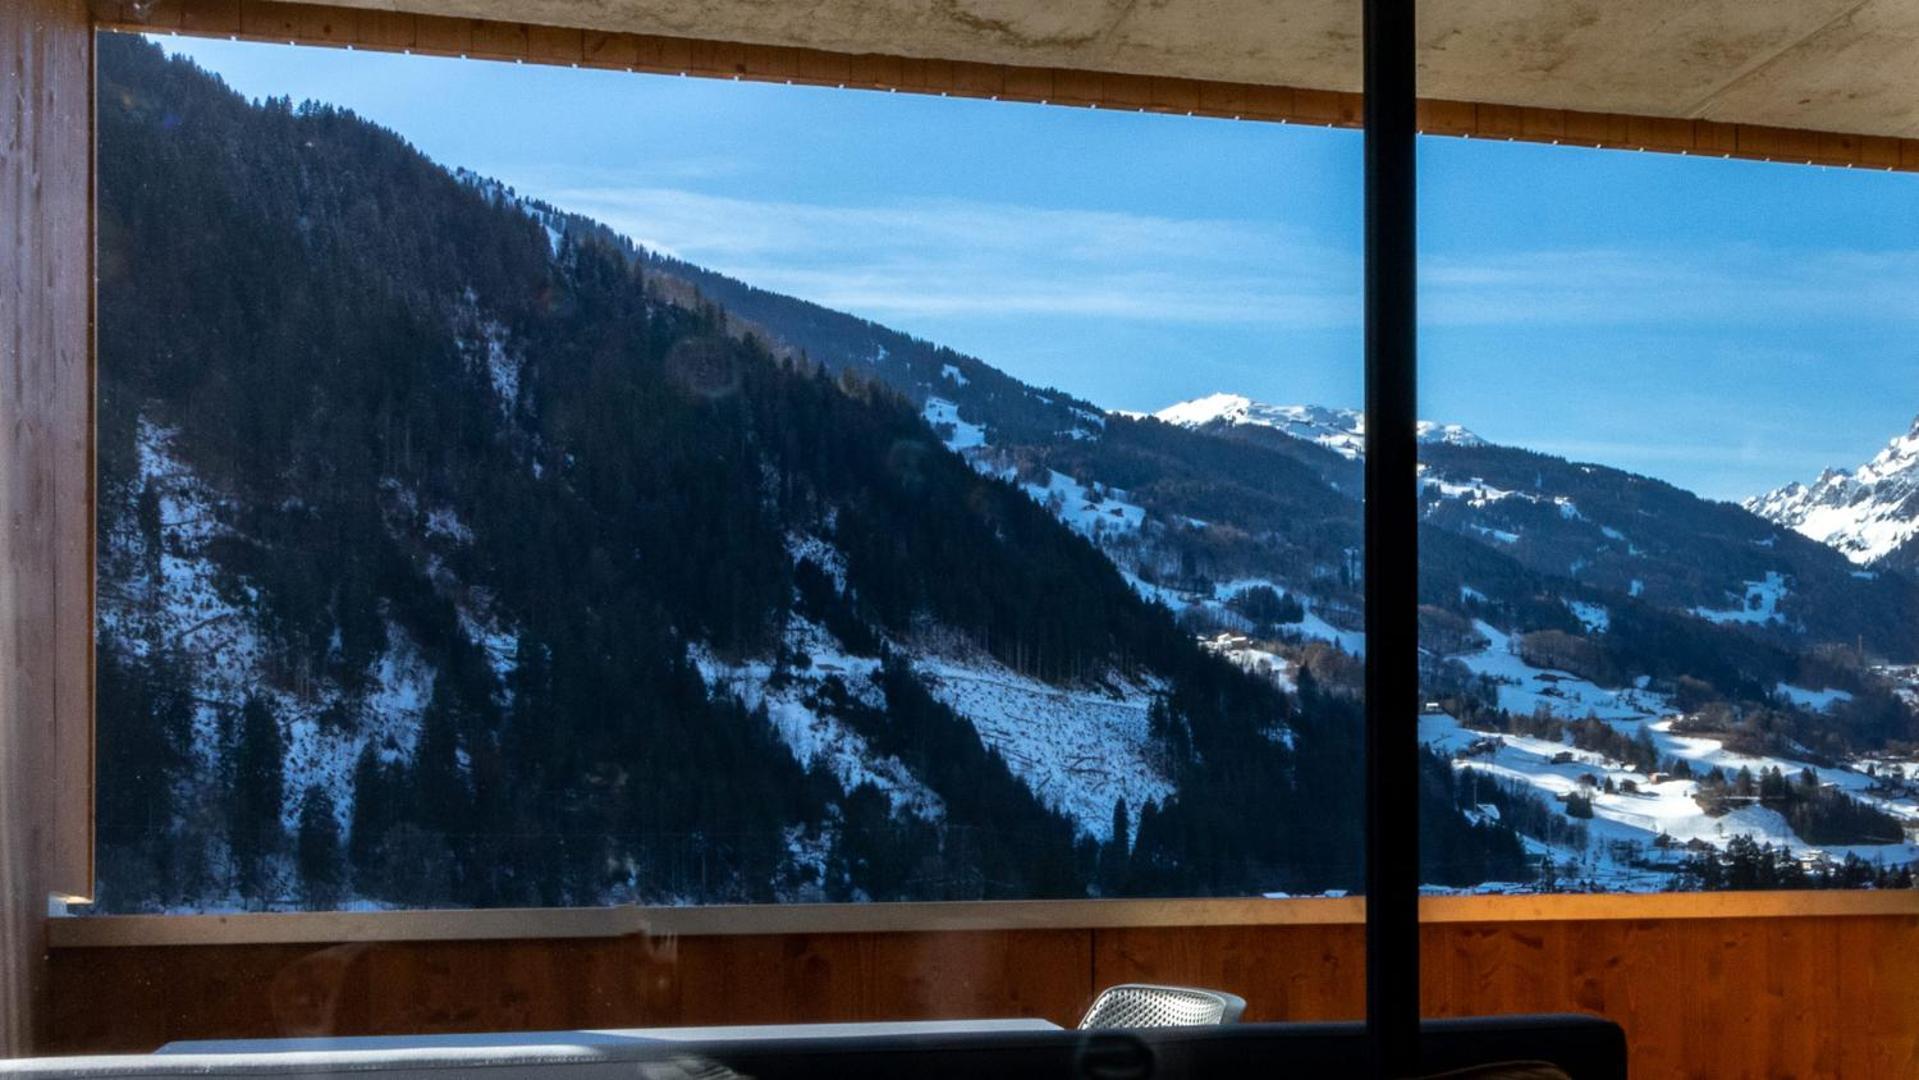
1077, 984, 1248, 1029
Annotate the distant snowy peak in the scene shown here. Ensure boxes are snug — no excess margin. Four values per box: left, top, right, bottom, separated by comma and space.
1747, 413, 1919, 565
1416, 420, 1486, 448
1149, 393, 1484, 460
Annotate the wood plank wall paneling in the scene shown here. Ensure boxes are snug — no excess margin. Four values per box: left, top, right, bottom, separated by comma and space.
1092, 923, 1366, 1022
46, 930, 1095, 1053
1, 0, 95, 1058
96, 0, 1919, 174
46, 916, 1919, 1077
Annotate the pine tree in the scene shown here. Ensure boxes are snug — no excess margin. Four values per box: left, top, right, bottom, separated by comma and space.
94, 639, 194, 908
228, 694, 287, 905
296, 785, 346, 907
413, 678, 471, 838
1098, 797, 1132, 896
347, 742, 389, 889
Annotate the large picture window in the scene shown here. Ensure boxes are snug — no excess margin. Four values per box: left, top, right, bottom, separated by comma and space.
90, 28, 1917, 917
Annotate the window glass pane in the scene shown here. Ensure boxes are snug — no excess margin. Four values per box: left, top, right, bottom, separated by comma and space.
89, 31, 1621, 918
1418, 135, 1919, 891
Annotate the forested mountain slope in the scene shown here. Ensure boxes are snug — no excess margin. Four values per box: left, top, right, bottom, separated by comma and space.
558, 186, 1919, 887
94, 36, 1531, 912
566, 189, 1919, 684
609, 243, 1919, 885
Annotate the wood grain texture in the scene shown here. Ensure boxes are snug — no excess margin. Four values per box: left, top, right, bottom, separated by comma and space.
1092, 923, 1366, 1022
1093, 917, 1919, 1079
97, 0, 1919, 173
2, 0, 94, 1057
47, 930, 1090, 1053
47, 915, 1919, 1076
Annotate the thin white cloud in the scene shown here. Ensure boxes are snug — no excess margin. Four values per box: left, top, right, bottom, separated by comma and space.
539, 181, 1919, 336
541, 185, 1362, 327
1423, 245, 1919, 326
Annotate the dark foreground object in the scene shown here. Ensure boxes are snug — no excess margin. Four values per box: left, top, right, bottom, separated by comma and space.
0, 1015, 1624, 1079
701, 1015, 1624, 1079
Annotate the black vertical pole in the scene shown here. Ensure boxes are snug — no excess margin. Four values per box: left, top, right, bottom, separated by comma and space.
1363, 0, 1420, 1076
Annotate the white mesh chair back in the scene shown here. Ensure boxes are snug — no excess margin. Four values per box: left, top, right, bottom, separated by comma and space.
1077, 983, 1248, 1029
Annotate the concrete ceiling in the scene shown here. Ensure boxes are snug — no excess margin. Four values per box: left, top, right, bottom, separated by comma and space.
319, 0, 1919, 138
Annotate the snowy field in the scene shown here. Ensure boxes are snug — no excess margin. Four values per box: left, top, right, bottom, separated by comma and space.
1423, 615, 1919, 889
1457, 620, 1665, 722
1132, 574, 1367, 658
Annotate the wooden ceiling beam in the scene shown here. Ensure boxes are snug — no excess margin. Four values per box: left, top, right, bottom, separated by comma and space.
98, 0, 1919, 174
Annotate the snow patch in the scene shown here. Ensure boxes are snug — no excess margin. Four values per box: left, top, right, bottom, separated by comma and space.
1776, 683, 1854, 712
787, 532, 849, 592
1200, 633, 1299, 704
1691, 571, 1790, 626
1469, 523, 1520, 545
922, 397, 986, 451
914, 652, 1175, 842
691, 617, 945, 823
1565, 600, 1610, 635
1459, 621, 1665, 722
1013, 469, 1146, 539
454, 293, 522, 415
424, 507, 474, 545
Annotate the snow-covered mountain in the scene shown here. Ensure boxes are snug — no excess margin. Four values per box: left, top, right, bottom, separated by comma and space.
1747, 415, 1919, 567
1149, 393, 1484, 460
96, 37, 1919, 909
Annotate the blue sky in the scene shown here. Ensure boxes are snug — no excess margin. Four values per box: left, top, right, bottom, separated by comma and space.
151, 34, 1919, 501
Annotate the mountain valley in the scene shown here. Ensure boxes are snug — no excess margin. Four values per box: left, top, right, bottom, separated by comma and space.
92, 36, 1919, 912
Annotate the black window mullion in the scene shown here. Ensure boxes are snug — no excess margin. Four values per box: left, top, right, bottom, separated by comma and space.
1362, 0, 1421, 1074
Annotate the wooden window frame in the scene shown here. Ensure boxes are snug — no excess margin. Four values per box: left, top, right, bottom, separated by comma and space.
47, 890, 1919, 949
